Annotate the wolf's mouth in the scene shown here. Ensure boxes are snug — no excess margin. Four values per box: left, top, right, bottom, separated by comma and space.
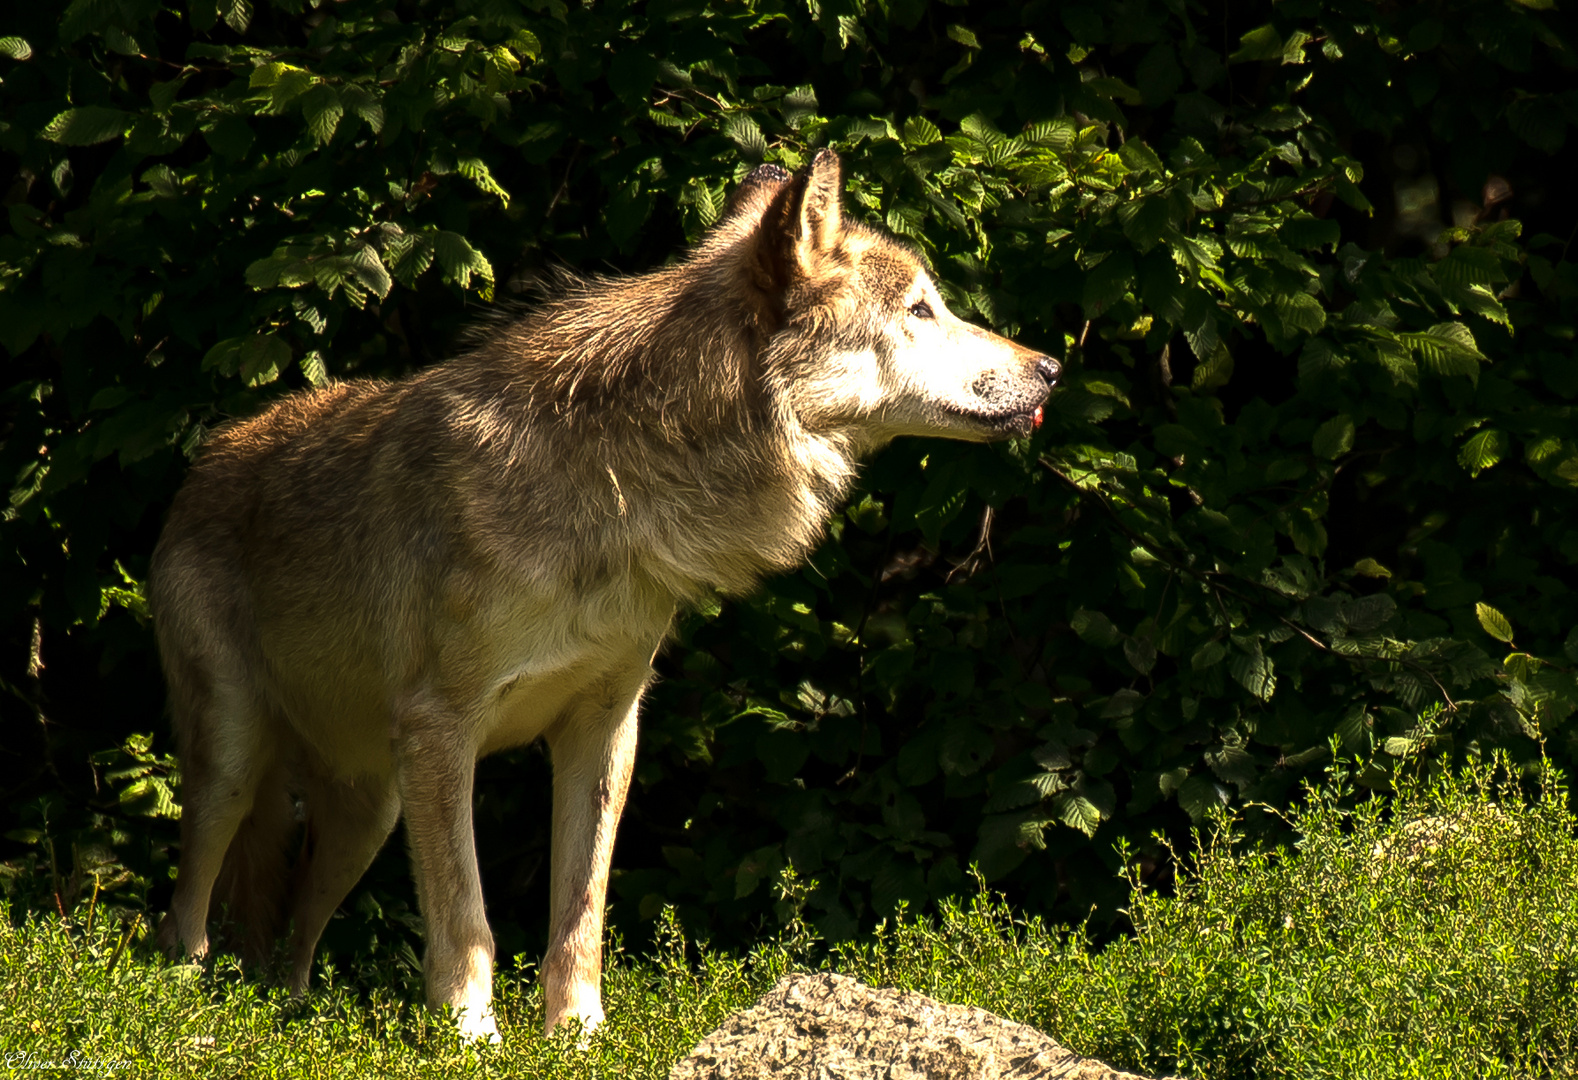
989, 405, 1044, 438
943, 402, 1046, 439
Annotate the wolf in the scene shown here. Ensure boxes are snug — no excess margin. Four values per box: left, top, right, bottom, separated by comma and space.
149, 150, 1059, 1042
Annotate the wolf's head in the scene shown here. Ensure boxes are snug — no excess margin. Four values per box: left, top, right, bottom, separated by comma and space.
717, 150, 1059, 448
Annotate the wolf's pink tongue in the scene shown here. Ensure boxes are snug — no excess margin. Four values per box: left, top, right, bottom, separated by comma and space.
1033, 405, 1044, 430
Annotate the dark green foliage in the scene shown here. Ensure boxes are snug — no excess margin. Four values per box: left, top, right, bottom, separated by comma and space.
2, 0, 1576, 963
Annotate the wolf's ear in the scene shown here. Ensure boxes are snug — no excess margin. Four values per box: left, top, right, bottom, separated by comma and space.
746, 150, 844, 296
721, 163, 793, 224
793, 149, 843, 258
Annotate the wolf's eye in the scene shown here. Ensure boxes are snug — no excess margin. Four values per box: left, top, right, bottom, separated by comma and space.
909, 301, 935, 320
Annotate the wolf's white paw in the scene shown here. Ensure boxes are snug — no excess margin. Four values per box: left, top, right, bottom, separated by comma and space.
546, 994, 604, 1048
455, 1004, 501, 1044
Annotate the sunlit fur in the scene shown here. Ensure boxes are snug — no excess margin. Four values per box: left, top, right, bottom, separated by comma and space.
148, 151, 1057, 1042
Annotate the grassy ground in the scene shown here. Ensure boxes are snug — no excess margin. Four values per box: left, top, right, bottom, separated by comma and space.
4, 759, 1576, 1079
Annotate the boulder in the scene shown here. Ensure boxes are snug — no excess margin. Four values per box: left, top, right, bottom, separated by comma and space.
670, 971, 1168, 1080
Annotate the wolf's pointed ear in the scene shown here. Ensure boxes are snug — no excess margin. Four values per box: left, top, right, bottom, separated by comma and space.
721, 163, 792, 224
745, 150, 844, 302
747, 150, 845, 295
794, 149, 843, 258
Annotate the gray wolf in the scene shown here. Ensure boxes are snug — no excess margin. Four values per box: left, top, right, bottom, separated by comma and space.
149, 150, 1059, 1041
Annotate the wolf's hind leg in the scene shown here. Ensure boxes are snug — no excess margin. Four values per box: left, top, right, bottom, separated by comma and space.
209, 758, 296, 965
286, 772, 401, 994
158, 676, 274, 965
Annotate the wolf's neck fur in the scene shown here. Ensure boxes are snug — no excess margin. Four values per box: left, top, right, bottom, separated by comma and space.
445, 258, 865, 602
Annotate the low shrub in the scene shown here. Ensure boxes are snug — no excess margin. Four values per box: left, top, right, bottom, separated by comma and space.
5, 756, 1574, 1078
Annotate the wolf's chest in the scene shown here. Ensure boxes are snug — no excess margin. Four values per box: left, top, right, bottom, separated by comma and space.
463, 574, 674, 755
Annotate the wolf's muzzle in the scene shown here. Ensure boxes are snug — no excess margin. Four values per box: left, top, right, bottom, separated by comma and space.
1034, 356, 1062, 388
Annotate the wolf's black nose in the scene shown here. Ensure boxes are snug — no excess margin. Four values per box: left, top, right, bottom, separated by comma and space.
1035, 356, 1062, 387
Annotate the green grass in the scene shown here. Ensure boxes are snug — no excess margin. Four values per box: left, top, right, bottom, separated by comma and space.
4, 760, 1576, 1078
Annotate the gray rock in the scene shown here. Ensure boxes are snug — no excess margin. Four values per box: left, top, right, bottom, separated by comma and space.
670, 972, 1168, 1080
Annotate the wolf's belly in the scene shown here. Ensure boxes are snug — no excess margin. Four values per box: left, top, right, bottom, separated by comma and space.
255, 562, 674, 776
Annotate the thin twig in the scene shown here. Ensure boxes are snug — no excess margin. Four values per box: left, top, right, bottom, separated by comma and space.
105, 914, 142, 976
543, 144, 581, 225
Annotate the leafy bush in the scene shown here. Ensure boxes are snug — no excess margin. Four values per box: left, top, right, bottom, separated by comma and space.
2, 0, 1577, 958
4, 758, 1575, 1077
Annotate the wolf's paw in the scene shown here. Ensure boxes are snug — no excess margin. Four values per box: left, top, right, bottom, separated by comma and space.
455, 1003, 501, 1044
545, 995, 604, 1048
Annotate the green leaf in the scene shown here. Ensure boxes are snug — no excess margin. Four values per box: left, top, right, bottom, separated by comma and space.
1345, 594, 1396, 632
202, 114, 253, 160
1230, 646, 1276, 699
1279, 217, 1341, 251
1123, 635, 1156, 675
1206, 744, 1258, 789
245, 248, 313, 290
510, 29, 542, 59
1054, 776, 1114, 837
1402, 322, 1486, 382
604, 180, 654, 250
1312, 414, 1355, 459
1476, 602, 1515, 644
1191, 342, 1233, 391
42, 107, 133, 145
1178, 775, 1228, 821
1507, 95, 1568, 154
1117, 197, 1170, 253
221, 0, 252, 33
0, 36, 33, 60
1382, 736, 1419, 757
1275, 292, 1326, 336
1434, 245, 1508, 288
300, 350, 328, 388
1457, 428, 1507, 476
1085, 77, 1141, 106
939, 717, 992, 776
1082, 251, 1134, 316
104, 27, 140, 56
903, 116, 941, 146
434, 231, 494, 294
1335, 705, 1368, 750
458, 157, 510, 206
1183, 290, 1219, 360
339, 85, 384, 135
348, 244, 392, 301
1334, 177, 1372, 212
1192, 640, 1227, 670
239, 335, 290, 387
1286, 509, 1327, 557
723, 113, 768, 161
1230, 24, 1284, 64
946, 24, 980, 49
1451, 284, 1511, 329
1117, 140, 1164, 176
733, 845, 784, 900
1136, 44, 1184, 104
300, 84, 343, 145
200, 337, 245, 374
1071, 609, 1121, 648
387, 233, 435, 287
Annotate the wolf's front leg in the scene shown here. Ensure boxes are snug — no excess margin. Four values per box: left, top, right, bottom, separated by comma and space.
541, 668, 647, 1037
395, 711, 500, 1043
